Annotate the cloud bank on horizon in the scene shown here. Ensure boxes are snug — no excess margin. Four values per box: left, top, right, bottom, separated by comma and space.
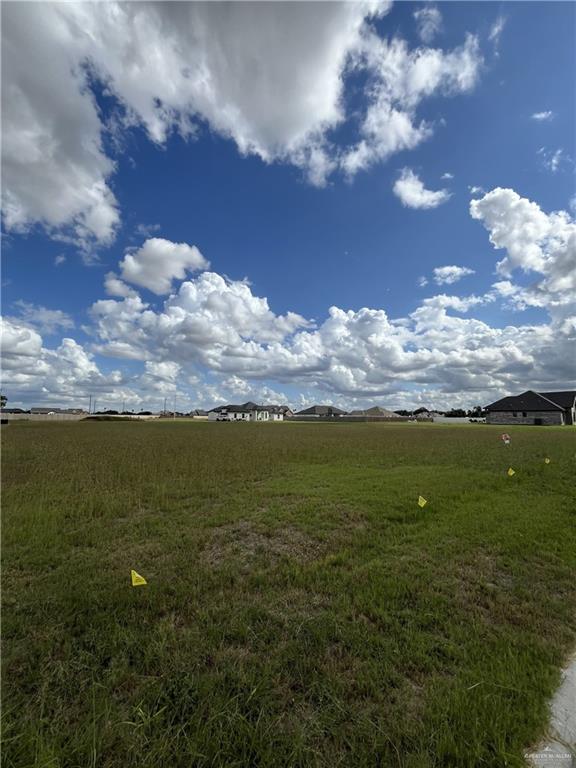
1, 1, 575, 411
3, 186, 574, 411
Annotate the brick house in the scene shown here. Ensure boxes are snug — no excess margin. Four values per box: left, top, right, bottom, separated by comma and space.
485, 390, 576, 426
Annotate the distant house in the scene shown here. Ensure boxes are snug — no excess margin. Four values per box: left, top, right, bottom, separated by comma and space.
30, 406, 86, 415
264, 405, 290, 421
485, 390, 576, 426
348, 406, 401, 418
294, 405, 347, 417
208, 404, 255, 421
208, 401, 287, 422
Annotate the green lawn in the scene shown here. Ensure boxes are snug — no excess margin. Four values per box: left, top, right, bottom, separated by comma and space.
2, 421, 575, 767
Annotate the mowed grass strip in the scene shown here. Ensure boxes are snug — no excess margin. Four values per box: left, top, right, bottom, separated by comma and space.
1, 421, 575, 768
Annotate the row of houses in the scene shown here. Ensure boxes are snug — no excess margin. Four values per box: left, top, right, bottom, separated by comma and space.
2, 407, 88, 415
207, 391, 576, 426
207, 402, 416, 422
4, 391, 574, 426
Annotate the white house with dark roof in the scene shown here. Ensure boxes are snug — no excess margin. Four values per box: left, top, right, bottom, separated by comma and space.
485, 390, 576, 425
208, 401, 287, 421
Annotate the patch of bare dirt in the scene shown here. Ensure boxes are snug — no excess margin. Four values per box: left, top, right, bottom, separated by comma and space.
456, 551, 515, 593
202, 520, 324, 568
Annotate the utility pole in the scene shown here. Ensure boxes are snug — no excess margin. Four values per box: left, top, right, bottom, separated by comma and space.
88, 394, 92, 414
164, 397, 167, 416
173, 395, 176, 421
93, 399, 96, 414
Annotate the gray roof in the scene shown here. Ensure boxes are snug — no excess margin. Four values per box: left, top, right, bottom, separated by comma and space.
485, 390, 564, 412
539, 391, 576, 409
210, 402, 287, 414
295, 405, 347, 416
349, 406, 400, 417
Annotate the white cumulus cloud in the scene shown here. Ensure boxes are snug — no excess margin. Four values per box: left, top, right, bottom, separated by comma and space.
393, 168, 451, 209
342, 32, 482, 176
414, 5, 442, 44
1, 2, 381, 242
119, 238, 210, 295
471, 188, 576, 313
1, 3, 120, 250
2, 1, 484, 245
104, 272, 138, 299
4, 187, 572, 410
0, 316, 127, 406
433, 266, 476, 285
8, 301, 74, 335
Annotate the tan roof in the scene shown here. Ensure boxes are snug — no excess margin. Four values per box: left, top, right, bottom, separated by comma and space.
349, 406, 401, 417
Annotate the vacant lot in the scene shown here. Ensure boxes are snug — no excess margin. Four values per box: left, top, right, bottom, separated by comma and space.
2, 421, 575, 767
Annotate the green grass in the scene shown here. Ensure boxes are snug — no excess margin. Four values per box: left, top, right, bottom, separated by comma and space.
2, 421, 575, 768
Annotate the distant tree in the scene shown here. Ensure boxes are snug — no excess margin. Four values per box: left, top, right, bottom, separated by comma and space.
394, 410, 410, 416
413, 407, 429, 415
0, 394, 6, 409
446, 408, 467, 418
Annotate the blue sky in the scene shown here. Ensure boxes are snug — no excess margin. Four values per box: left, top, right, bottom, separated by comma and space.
2, 1, 575, 411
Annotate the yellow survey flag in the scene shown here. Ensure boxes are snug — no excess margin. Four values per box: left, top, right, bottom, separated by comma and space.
418, 496, 427, 508
544, 458, 551, 464
131, 569, 147, 587
507, 467, 515, 477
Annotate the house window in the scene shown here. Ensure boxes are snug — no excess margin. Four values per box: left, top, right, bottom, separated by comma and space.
512, 412, 517, 417
522, 412, 527, 417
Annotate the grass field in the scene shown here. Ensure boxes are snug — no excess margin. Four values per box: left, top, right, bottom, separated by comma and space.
2, 421, 575, 768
